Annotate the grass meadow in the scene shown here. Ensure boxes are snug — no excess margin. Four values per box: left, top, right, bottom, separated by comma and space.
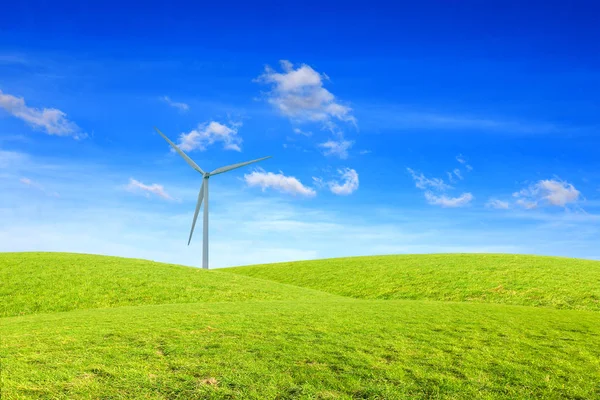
1, 252, 599, 399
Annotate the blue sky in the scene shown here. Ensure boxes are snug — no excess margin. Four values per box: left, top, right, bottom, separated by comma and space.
1, 1, 599, 267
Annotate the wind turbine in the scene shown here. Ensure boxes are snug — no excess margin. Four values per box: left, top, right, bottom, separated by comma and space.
154, 127, 271, 269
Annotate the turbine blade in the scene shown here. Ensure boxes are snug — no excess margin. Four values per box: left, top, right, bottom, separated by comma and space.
154, 127, 205, 175
188, 181, 205, 245
209, 156, 272, 176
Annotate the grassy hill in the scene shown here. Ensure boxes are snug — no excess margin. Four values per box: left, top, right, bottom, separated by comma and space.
224, 253, 600, 311
1, 252, 600, 399
0, 252, 336, 318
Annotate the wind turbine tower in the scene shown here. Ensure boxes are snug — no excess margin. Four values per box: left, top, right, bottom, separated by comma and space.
154, 127, 271, 269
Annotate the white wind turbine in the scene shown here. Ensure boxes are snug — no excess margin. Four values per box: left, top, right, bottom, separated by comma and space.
154, 127, 271, 269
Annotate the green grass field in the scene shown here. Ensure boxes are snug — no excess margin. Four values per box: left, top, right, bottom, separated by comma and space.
1, 252, 599, 399
225, 253, 600, 311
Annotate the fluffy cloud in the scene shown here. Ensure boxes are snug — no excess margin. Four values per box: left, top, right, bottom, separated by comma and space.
177, 121, 242, 152
407, 168, 453, 191
425, 192, 474, 208
162, 96, 189, 112
125, 178, 173, 200
486, 199, 510, 209
255, 60, 356, 127
328, 168, 359, 195
318, 138, 354, 159
0, 90, 83, 138
513, 179, 581, 209
244, 169, 316, 197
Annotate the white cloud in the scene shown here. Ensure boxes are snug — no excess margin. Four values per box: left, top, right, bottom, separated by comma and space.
407, 168, 453, 191
328, 168, 359, 195
293, 128, 312, 137
125, 178, 173, 200
408, 166, 472, 208
516, 199, 538, 209
449, 154, 471, 183
312, 176, 326, 189
177, 121, 242, 152
255, 60, 356, 127
0, 90, 83, 138
244, 169, 316, 197
513, 179, 581, 209
486, 199, 510, 209
2, 157, 600, 268
425, 191, 473, 208
19, 176, 60, 197
455, 154, 473, 171
359, 150, 371, 155
539, 180, 581, 206
446, 169, 463, 183
162, 96, 189, 112
318, 138, 354, 159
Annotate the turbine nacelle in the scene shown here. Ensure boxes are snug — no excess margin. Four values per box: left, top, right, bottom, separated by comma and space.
153, 127, 271, 269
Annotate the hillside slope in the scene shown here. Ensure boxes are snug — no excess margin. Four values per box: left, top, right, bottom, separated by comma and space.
2, 298, 599, 399
2, 252, 600, 399
222, 253, 600, 311
0, 252, 337, 317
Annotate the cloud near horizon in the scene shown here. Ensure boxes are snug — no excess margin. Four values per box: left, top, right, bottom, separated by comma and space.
513, 179, 581, 209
